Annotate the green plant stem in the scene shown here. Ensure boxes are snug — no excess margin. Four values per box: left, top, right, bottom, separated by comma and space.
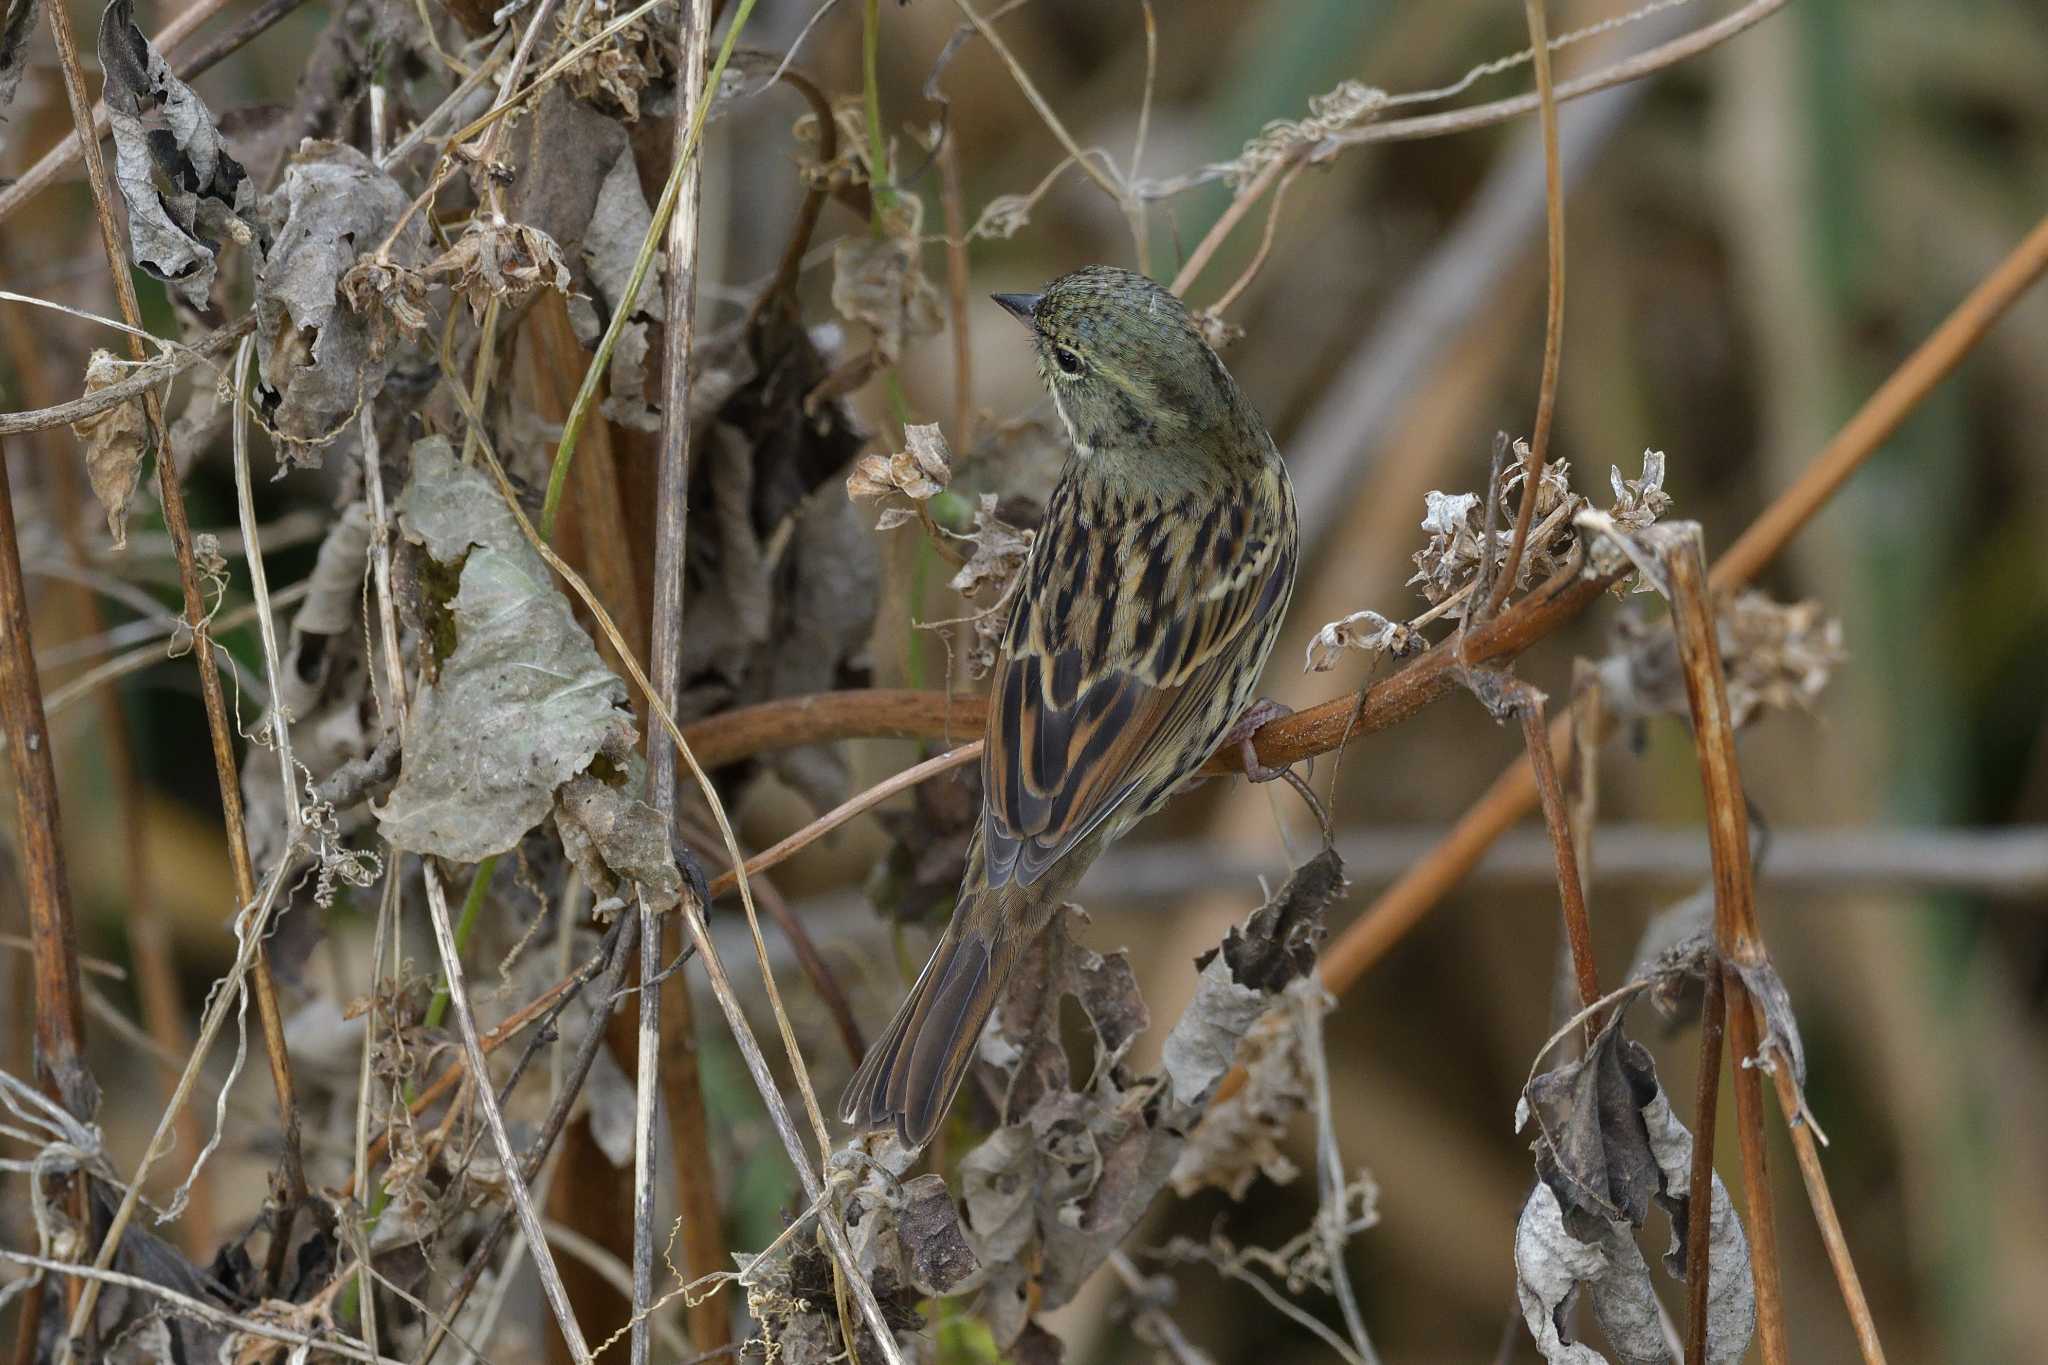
862, 0, 895, 228
539, 0, 760, 541
424, 856, 498, 1033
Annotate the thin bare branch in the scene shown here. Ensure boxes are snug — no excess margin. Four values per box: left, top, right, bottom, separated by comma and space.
1483, 0, 1565, 618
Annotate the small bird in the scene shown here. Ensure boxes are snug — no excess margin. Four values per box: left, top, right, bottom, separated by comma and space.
839, 265, 1299, 1146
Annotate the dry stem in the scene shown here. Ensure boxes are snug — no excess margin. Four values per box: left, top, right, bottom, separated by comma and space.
1317, 199, 2048, 1001
1483, 0, 1565, 618
1683, 961, 1726, 1365
639, 0, 721, 1357
1665, 529, 1784, 1363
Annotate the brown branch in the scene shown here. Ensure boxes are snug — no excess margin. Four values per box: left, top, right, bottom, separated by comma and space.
38, 0, 309, 1346
1316, 200, 2048, 1001
1682, 949, 1726, 1365
1712, 207, 2048, 591
1168, 150, 1299, 299
1764, 1044, 1888, 1364
1665, 529, 1784, 1364
1483, 0, 1565, 619
0, 436, 94, 1345
1514, 689, 1599, 1024
681, 555, 1619, 775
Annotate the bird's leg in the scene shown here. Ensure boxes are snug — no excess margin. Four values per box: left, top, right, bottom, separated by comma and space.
1225, 697, 1294, 783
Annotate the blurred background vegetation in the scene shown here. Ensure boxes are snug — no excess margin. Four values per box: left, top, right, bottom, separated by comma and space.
4, 0, 2047, 1361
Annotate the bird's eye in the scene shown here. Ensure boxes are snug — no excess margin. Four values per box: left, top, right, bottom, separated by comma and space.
1053, 345, 1083, 376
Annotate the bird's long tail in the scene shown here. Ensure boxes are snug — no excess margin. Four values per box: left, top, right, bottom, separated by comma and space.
838, 913, 1007, 1147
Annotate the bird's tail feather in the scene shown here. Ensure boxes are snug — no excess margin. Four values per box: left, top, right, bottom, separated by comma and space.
839, 919, 1003, 1147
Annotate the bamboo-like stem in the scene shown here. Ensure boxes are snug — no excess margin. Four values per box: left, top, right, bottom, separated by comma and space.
1483, 0, 1565, 619
637, 0, 720, 1357
1665, 530, 1785, 1363
39, 0, 306, 1346
1682, 963, 1727, 1365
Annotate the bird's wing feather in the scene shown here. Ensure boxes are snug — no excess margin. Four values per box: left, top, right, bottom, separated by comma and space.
982, 482, 1293, 888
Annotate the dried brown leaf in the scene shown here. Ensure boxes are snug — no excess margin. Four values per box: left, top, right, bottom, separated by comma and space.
70, 349, 149, 549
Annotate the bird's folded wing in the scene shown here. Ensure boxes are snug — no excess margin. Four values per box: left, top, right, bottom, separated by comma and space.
982, 511, 1291, 888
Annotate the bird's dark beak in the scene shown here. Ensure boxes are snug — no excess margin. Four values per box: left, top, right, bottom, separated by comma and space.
991, 292, 1042, 327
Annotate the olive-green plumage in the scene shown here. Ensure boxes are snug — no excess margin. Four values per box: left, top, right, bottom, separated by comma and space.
839, 265, 1298, 1146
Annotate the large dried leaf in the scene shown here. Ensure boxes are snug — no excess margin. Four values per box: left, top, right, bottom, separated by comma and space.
377, 438, 632, 860
255, 141, 423, 452
96, 0, 253, 306
1515, 1001, 1754, 1364
69, 349, 149, 549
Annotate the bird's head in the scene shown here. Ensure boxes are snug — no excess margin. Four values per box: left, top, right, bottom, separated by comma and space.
993, 265, 1248, 470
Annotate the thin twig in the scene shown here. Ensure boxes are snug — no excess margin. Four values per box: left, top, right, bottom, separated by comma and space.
1664, 529, 1786, 1364
0, 313, 254, 437
1206, 158, 1306, 318
1321, 0, 1790, 152
1168, 151, 1296, 298
950, 0, 1129, 211
938, 125, 975, 448
1514, 690, 1600, 1025
420, 860, 594, 1361
411, 913, 637, 1365
706, 743, 980, 896
1483, 0, 1565, 619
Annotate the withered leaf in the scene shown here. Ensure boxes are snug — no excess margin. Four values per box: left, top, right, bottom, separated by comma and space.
96, 0, 253, 306
1515, 999, 1754, 1364
831, 236, 943, 363
555, 758, 683, 914
69, 349, 149, 549
0, 0, 36, 116
255, 142, 423, 453
377, 438, 632, 861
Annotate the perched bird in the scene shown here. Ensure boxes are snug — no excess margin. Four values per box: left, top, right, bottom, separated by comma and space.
839, 265, 1298, 1146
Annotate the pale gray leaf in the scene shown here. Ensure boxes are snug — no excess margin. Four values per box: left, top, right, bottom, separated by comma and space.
377, 438, 631, 860
555, 765, 681, 914
1515, 1182, 1616, 1365
254, 141, 423, 452
1642, 1087, 1754, 1362
96, 0, 252, 306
